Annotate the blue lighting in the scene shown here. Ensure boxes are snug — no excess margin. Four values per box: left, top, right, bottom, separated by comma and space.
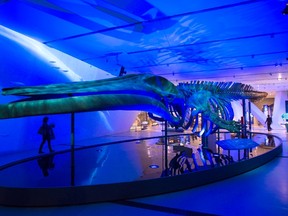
149, 164, 159, 169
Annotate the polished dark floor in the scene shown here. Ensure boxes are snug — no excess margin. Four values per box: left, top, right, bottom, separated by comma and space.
0, 127, 287, 216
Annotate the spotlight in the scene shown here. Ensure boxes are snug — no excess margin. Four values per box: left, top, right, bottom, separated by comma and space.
149, 164, 159, 169
119, 66, 127, 76
283, 3, 288, 15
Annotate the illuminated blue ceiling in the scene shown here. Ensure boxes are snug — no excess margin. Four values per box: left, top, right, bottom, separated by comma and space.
0, 0, 288, 95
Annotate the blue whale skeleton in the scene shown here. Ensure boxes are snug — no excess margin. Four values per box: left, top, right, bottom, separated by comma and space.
0, 74, 267, 136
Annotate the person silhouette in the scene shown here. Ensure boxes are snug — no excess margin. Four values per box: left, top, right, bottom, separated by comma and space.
265, 115, 272, 131
169, 153, 181, 176
38, 117, 55, 153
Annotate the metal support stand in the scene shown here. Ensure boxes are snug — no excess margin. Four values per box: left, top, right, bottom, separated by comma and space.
248, 101, 252, 137
217, 129, 220, 154
248, 101, 252, 159
164, 120, 168, 176
242, 99, 247, 138
71, 112, 75, 186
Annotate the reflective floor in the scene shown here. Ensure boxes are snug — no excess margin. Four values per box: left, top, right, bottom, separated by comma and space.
0, 126, 288, 216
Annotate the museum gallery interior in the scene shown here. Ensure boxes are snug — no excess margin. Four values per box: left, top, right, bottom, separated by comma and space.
0, 1, 288, 215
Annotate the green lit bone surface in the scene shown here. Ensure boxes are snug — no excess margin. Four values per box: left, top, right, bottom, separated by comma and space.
0, 74, 182, 124
1, 74, 267, 135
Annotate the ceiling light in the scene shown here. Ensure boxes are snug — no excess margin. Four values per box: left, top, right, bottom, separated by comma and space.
278, 73, 282, 80
10, 81, 25, 86
149, 164, 159, 169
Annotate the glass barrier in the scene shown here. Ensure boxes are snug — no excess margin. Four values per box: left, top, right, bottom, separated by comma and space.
0, 132, 281, 188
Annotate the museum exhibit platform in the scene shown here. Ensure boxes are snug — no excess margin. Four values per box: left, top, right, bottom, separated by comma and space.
0, 130, 282, 207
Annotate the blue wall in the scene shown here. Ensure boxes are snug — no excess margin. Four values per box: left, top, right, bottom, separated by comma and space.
0, 26, 137, 154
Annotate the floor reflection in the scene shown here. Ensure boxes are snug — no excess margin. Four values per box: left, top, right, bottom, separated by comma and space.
0, 132, 280, 188
37, 155, 55, 177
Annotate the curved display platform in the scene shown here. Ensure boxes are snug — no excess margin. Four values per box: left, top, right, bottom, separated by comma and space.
0, 133, 283, 207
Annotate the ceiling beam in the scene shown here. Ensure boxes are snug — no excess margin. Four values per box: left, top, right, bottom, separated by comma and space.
44, 0, 262, 44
